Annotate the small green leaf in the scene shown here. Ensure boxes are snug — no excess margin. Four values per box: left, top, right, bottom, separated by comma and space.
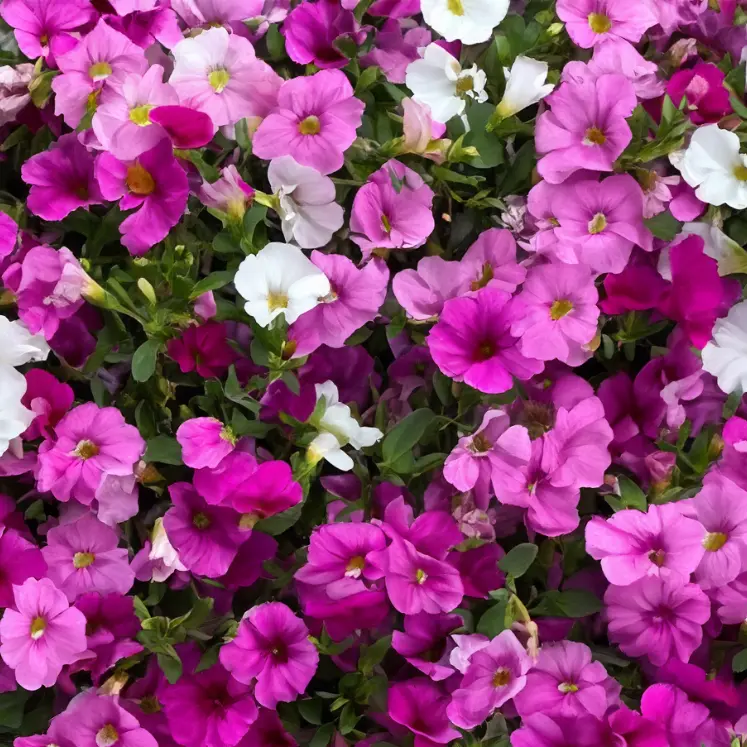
132, 339, 161, 382
190, 271, 234, 300
309, 723, 335, 747
144, 435, 183, 466
733, 648, 747, 673
0, 689, 30, 730
339, 702, 359, 735
644, 211, 683, 241
477, 590, 509, 638
617, 476, 647, 512
359, 635, 392, 676
382, 409, 435, 466
256, 502, 304, 536
532, 590, 602, 618
298, 698, 323, 726
157, 651, 183, 684
498, 543, 538, 578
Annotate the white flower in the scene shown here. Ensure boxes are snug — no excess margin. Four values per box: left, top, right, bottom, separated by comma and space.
678, 125, 747, 210
0, 317, 49, 368
308, 432, 353, 471
495, 56, 554, 119
0, 365, 34, 458
406, 43, 488, 124
234, 242, 331, 328
268, 156, 344, 249
702, 300, 747, 395
421, 0, 509, 45
148, 517, 187, 582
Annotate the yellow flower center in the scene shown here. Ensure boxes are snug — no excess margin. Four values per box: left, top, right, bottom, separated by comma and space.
588, 213, 607, 234
209, 69, 230, 93
447, 0, 465, 15
588, 12, 612, 34
550, 299, 574, 320
193, 512, 211, 530
73, 551, 96, 569
558, 681, 579, 693
220, 426, 238, 444
89, 61, 113, 80
298, 115, 321, 135
456, 76, 474, 95
126, 164, 156, 196
493, 668, 511, 687
139, 695, 161, 714
648, 549, 666, 567
703, 531, 728, 552
267, 291, 289, 311
583, 127, 607, 146
415, 568, 428, 585
74, 440, 100, 460
734, 165, 747, 182
96, 724, 119, 747
129, 105, 154, 126
381, 214, 392, 233
345, 555, 366, 577
239, 512, 260, 530
30, 616, 47, 640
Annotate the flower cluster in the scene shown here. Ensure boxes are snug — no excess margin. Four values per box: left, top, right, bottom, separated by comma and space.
1, 0, 747, 746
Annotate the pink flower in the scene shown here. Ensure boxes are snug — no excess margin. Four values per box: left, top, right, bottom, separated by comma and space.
200, 165, 255, 224
52, 19, 147, 128
535, 74, 637, 184
176, 417, 236, 469
713, 571, 747, 625
0, 529, 47, 608
600, 258, 668, 315
388, 678, 460, 747
0, 211, 17, 260
253, 69, 364, 175
21, 369, 74, 441
283, 0, 366, 70
36, 402, 145, 505
512, 714, 609, 747
350, 159, 435, 257
460, 228, 527, 295
163, 482, 245, 577
219, 602, 319, 708
447, 630, 532, 729
553, 175, 653, 274
170, 27, 282, 127
392, 613, 461, 681
585, 504, 706, 586
240, 708, 297, 747
21, 133, 103, 222
42, 513, 135, 602
0, 577, 87, 691
290, 254, 389, 356
167, 322, 237, 379
393, 256, 466, 320
604, 576, 710, 665
639, 684, 712, 747
360, 20, 431, 84
667, 61, 731, 125
171, 0, 263, 27
427, 288, 544, 395
556, 0, 656, 48
514, 641, 621, 720
95, 138, 189, 255
510, 263, 600, 364
147, 105, 217, 149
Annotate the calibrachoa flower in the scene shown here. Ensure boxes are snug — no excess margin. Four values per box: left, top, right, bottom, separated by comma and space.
176, 416, 237, 469
0, 528, 47, 607
556, 0, 657, 48
167, 322, 237, 379
388, 678, 460, 747
420, 0, 509, 46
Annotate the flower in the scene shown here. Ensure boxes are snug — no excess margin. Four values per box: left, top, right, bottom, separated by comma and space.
21, 369, 74, 441
289, 253, 389, 356
513, 641, 621, 719
511, 714, 609, 747
219, 602, 319, 708
176, 417, 237, 469
556, 0, 657, 48
388, 678, 460, 746
21, 133, 103, 222
95, 138, 190, 255
400, 96, 449, 161
36, 402, 145, 505
427, 288, 545, 395
0, 366, 34, 458
702, 300, 747, 394
200, 165, 255, 225
420, 0, 509, 46
0, 63, 34, 127
393, 256, 466, 320
405, 42, 488, 124
42, 512, 135, 602
535, 74, 637, 184
350, 160, 435, 258
585, 504, 706, 586
170, 27, 282, 127
604, 576, 710, 666
0, 577, 87, 691
447, 630, 532, 729
392, 612, 462, 681
167, 322, 237, 380
252, 69, 364, 175
234, 242, 331, 328
678, 124, 747, 210
667, 61, 731, 125
145, 517, 187, 582
268, 156, 344, 249
0, 529, 47, 608
171, 0, 264, 27
495, 56, 555, 119
361, 21, 432, 85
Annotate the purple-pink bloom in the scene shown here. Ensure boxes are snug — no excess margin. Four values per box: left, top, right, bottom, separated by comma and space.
223, 459, 302, 524
513, 641, 621, 720
393, 256, 466, 320
388, 678, 460, 747
167, 322, 237, 379
667, 61, 731, 124
360, 20, 431, 84
0, 212, 17, 261
21, 369, 74, 441
460, 228, 527, 295
219, 602, 319, 708
42, 512, 135, 602
253, 69, 364, 175
392, 612, 461, 681
95, 138, 189, 255
447, 629, 532, 729
639, 684, 712, 747
176, 417, 236, 469
0, 529, 47, 608
604, 575, 710, 666
147, 105, 216, 149
427, 288, 544, 395
0, 577, 87, 691
200, 165, 255, 224
556, 0, 657, 48
511, 713, 609, 747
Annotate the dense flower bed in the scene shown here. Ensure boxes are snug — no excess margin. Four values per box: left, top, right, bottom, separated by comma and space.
1, 0, 747, 744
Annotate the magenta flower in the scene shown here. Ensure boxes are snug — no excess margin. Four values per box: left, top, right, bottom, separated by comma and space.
600, 259, 669, 316
427, 288, 544, 395
556, 0, 656, 48
21, 369, 74, 441
714, 571, 747, 625
0, 529, 47, 608
95, 138, 189, 255
0, 577, 87, 691
0, 212, 17, 261
52, 20, 147, 128
585, 504, 706, 586
176, 417, 236, 469
240, 708, 297, 747
604, 576, 710, 665
21, 133, 103, 222
219, 602, 319, 708
392, 612, 461, 681
290, 254, 389, 356
147, 105, 216, 150
36, 402, 144, 505
42, 513, 135, 602
514, 641, 621, 720
461, 228, 527, 295
535, 75, 637, 184
350, 159, 435, 257
667, 61, 731, 125
553, 175, 653, 274
447, 630, 532, 729
200, 165, 255, 225
171, 0, 263, 27
253, 69, 364, 175
449, 543, 506, 598
639, 684, 712, 747
361, 20, 432, 84
163, 482, 245, 577
167, 322, 237, 379
283, 0, 366, 70
161, 663, 258, 747
511, 713, 608, 747
388, 678, 460, 747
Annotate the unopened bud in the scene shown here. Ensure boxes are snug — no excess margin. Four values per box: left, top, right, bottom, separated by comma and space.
137, 278, 157, 306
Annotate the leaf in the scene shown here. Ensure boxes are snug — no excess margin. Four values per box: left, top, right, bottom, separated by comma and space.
733, 648, 747, 673
339, 702, 359, 735
256, 502, 304, 536
477, 590, 509, 638
466, 102, 504, 169
157, 652, 183, 684
190, 271, 234, 300
382, 409, 435, 466
359, 635, 392, 676
132, 339, 161, 383
0, 689, 30, 730
298, 698, 323, 726
532, 590, 602, 618
644, 211, 683, 241
309, 723, 335, 747
242, 204, 268, 244
144, 435, 183, 465
498, 543, 538, 578
617, 476, 647, 511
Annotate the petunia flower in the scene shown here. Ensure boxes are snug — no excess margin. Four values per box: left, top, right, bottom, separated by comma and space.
667, 61, 731, 125
495, 55, 555, 119
0, 529, 47, 608
420, 0, 509, 45
200, 165, 255, 226
21, 369, 74, 441
0, 366, 34, 459
392, 612, 462, 681
171, 0, 263, 28
702, 299, 747, 394
167, 322, 237, 380
361, 21, 432, 85
388, 678, 460, 746
556, 0, 657, 48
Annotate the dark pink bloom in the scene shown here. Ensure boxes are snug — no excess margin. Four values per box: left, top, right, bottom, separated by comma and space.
360, 20, 431, 84
667, 62, 732, 124
148, 105, 216, 149
448, 543, 505, 599
0, 212, 17, 260
388, 678, 460, 747
601, 259, 668, 315
512, 713, 609, 747
0, 529, 47, 608
167, 322, 237, 379
219, 531, 278, 591
21, 369, 74, 441
639, 684, 711, 747
219, 602, 319, 708
605, 705, 668, 747
392, 613, 461, 681
238, 708, 297, 747
176, 417, 236, 469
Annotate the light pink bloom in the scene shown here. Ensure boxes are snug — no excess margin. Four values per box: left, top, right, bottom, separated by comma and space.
393, 256, 466, 320
201, 165, 255, 225
176, 417, 236, 469
460, 228, 527, 295
0, 63, 34, 127
171, 0, 263, 27
0, 529, 47, 608
556, 0, 657, 48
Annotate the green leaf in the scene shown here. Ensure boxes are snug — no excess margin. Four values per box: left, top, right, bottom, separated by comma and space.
733, 648, 747, 673
144, 435, 183, 465
465, 102, 504, 169
617, 476, 647, 511
242, 204, 268, 244
499, 543, 538, 578
644, 211, 683, 241
256, 502, 304, 535
339, 702, 359, 735
477, 590, 509, 638
532, 590, 602, 618
359, 635, 392, 676
298, 698, 324, 726
157, 652, 183, 684
132, 339, 161, 383
0, 689, 30, 730
382, 409, 435, 466
190, 271, 234, 300
355, 65, 380, 94
309, 723, 335, 747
